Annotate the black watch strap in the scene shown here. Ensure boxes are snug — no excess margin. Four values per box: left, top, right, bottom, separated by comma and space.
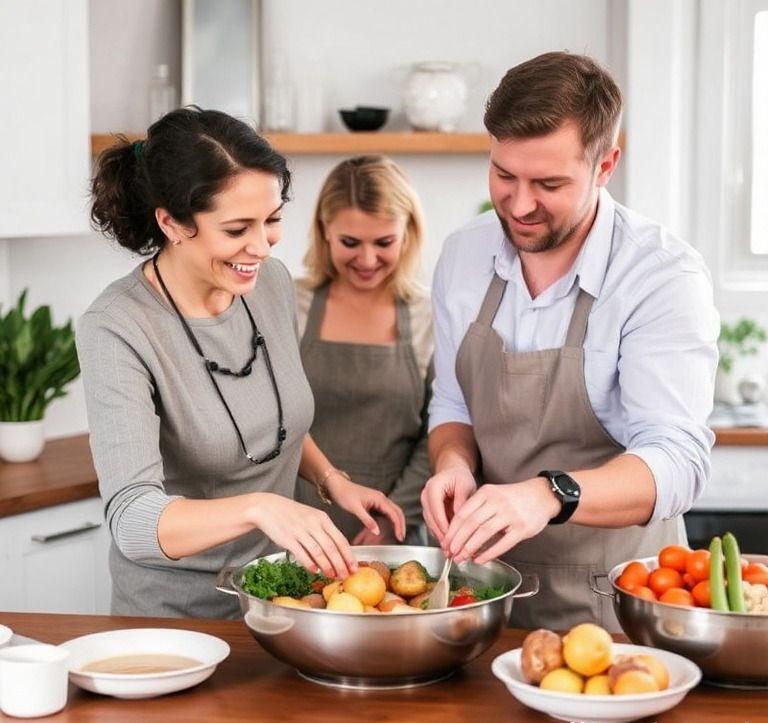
538, 469, 580, 525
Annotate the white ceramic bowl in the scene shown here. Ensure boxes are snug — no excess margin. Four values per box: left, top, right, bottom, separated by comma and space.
492, 642, 701, 723
0, 625, 12, 648
61, 628, 230, 699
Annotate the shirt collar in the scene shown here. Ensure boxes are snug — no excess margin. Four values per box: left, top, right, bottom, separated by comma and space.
493, 187, 616, 302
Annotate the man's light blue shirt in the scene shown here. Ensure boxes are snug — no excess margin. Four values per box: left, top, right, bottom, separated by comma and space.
429, 188, 720, 522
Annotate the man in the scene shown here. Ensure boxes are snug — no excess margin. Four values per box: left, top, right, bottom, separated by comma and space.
423, 52, 719, 630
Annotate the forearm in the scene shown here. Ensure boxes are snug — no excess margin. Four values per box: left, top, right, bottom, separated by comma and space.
428, 422, 479, 475
298, 435, 334, 486
157, 492, 264, 559
568, 453, 656, 527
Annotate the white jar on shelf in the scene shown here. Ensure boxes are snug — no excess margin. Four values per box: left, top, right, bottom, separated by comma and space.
403, 62, 468, 132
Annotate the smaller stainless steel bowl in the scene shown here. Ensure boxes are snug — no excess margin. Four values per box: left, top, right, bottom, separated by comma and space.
592, 554, 768, 688
217, 545, 537, 689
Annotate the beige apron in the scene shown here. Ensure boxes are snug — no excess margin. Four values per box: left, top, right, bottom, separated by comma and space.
295, 284, 429, 541
456, 272, 685, 631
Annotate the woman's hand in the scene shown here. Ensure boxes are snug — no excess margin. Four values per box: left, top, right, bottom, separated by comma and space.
247, 493, 357, 579
325, 472, 406, 543
351, 516, 399, 546
420, 465, 477, 545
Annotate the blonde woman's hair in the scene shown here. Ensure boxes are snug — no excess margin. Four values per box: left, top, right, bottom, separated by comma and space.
302, 155, 426, 301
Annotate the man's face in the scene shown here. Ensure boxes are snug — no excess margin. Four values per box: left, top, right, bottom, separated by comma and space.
488, 120, 617, 254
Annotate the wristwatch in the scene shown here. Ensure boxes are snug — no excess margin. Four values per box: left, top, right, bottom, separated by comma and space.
538, 470, 581, 525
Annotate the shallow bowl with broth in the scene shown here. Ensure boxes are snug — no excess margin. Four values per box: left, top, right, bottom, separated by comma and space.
62, 628, 230, 699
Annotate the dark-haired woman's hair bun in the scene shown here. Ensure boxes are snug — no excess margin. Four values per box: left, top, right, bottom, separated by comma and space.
90, 108, 291, 255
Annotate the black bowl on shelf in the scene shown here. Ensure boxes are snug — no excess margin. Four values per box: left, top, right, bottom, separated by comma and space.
338, 106, 390, 132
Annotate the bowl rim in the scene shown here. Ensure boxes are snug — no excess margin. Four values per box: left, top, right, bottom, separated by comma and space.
61, 628, 230, 680
229, 545, 523, 617
491, 642, 702, 703
607, 553, 768, 619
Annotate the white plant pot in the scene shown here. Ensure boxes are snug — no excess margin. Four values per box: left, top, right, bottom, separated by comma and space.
0, 421, 46, 463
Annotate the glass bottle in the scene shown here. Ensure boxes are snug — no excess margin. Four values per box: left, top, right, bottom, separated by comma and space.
149, 64, 178, 123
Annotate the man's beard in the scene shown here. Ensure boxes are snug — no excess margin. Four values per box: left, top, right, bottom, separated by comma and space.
496, 210, 584, 254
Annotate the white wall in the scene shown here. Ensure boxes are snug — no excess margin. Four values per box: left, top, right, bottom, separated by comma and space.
9, 0, 615, 439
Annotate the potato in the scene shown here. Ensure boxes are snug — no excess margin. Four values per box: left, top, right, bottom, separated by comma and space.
363, 605, 382, 614
300, 593, 326, 609
608, 655, 652, 692
378, 592, 406, 612
271, 596, 311, 609
368, 561, 391, 588
520, 629, 564, 684
322, 580, 343, 603
408, 591, 432, 609
326, 592, 365, 613
635, 654, 669, 690
388, 603, 425, 614
344, 567, 386, 606
390, 560, 428, 597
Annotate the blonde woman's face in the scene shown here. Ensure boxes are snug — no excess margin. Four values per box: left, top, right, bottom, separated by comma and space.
324, 208, 406, 292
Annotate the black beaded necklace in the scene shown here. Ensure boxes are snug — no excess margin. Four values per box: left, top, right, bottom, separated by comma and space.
152, 253, 286, 464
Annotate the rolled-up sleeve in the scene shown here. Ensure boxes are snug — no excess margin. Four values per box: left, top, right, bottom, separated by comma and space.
76, 312, 181, 566
428, 239, 473, 430
618, 267, 720, 520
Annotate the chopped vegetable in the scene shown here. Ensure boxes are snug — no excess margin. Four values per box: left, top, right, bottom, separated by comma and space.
744, 581, 768, 613
723, 532, 746, 612
449, 593, 478, 607
241, 559, 326, 600
709, 537, 729, 612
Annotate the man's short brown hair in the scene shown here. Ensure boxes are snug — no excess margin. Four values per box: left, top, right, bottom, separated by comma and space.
484, 51, 622, 163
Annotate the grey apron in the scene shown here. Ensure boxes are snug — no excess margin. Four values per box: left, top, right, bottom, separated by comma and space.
456, 271, 685, 631
295, 284, 429, 541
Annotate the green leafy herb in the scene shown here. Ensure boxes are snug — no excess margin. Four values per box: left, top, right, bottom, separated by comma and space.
241, 559, 325, 600
474, 585, 508, 601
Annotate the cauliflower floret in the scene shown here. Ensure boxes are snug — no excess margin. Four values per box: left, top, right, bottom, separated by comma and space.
743, 581, 768, 614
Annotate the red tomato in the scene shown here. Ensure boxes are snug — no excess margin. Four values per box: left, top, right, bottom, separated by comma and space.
619, 561, 650, 590
743, 563, 768, 586
648, 567, 684, 597
449, 594, 477, 607
685, 549, 711, 582
691, 580, 711, 607
682, 572, 697, 589
658, 545, 690, 573
632, 586, 657, 602
659, 587, 695, 607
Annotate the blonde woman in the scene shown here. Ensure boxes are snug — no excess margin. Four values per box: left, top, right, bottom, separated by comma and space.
295, 155, 433, 545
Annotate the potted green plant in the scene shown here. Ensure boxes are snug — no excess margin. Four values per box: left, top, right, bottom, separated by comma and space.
0, 290, 80, 462
716, 318, 767, 404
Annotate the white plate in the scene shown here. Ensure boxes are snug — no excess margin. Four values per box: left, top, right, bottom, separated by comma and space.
0, 625, 12, 648
61, 628, 230, 699
492, 642, 701, 723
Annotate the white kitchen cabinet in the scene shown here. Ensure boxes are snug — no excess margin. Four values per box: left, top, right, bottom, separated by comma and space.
0, 497, 110, 614
0, 0, 90, 237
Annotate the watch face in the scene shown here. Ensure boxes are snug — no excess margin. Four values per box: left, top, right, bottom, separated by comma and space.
553, 474, 580, 498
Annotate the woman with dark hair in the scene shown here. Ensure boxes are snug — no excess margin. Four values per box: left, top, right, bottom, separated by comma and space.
79, 108, 404, 618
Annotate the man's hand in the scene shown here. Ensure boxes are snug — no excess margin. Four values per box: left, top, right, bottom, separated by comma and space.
442, 476, 560, 564
420, 466, 478, 544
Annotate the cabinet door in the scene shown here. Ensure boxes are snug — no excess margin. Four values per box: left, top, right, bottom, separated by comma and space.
8, 498, 111, 614
0, 0, 90, 237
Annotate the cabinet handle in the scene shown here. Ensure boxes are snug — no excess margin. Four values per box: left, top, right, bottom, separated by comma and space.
31, 521, 102, 543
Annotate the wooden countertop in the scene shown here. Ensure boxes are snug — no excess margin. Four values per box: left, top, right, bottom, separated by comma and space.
0, 435, 97, 518
0, 612, 759, 721
712, 427, 768, 446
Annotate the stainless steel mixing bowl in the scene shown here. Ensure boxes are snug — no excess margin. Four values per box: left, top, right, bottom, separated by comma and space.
216, 545, 538, 689
592, 554, 768, 688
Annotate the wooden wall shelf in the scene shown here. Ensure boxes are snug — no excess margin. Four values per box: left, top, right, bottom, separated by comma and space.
712, 427, 768, 446
91, 131, 491, 157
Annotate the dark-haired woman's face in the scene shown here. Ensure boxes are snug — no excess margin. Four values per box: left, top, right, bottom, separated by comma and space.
180, 169, 283, 296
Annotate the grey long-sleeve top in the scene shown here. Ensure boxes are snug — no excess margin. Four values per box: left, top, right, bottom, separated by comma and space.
76, 260, 314, 618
